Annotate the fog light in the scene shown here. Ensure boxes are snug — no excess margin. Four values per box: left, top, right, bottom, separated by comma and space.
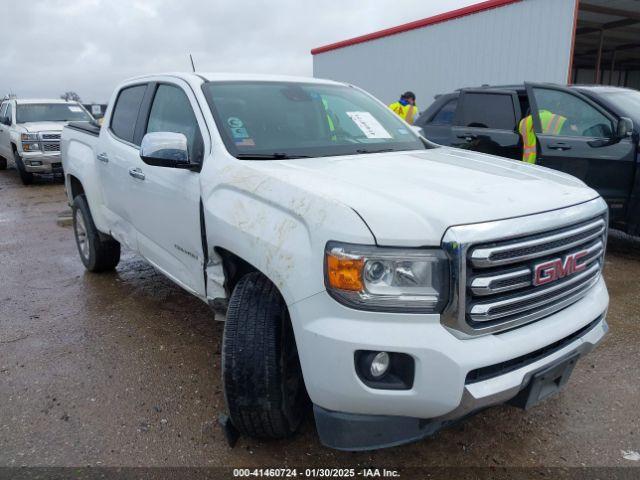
370, 351, 390, 378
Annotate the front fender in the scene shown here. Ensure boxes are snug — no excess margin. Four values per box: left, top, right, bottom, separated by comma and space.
202, 165, 375, 305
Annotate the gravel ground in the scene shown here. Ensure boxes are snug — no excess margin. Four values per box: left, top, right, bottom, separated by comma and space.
0, 167, 638, 472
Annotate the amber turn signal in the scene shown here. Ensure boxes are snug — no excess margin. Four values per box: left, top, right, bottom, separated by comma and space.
326, 253, 364, 291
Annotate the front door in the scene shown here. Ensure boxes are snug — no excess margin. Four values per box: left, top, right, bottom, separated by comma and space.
127, 81, 207, 298
526, 83, 636, 221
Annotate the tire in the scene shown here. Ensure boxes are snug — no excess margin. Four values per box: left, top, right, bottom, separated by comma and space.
0, 156, 6, 170
71, 194, 121, 272
14, 151, 33, 185
223, 272, 307, 439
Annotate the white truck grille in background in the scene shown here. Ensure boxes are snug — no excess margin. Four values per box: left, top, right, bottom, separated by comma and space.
465, 216, 606, 329
41, 133, 61, 140
39, 132, 61, 152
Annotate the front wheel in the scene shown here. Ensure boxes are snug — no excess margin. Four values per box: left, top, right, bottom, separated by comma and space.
222, 272, 307, 439
0, 156, 7, 170
14, 152, 33, 185
72, 194, 121, 272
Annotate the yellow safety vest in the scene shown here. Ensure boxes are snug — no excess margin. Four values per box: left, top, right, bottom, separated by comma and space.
322, 98, 337, 141
388, 101, 418, 125
518, 110, 567, 164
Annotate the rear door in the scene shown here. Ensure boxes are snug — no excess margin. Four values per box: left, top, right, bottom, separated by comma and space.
451, 89, 522, 160
417, 95, 459, 146
526, 83, 636, 218
99, 83, 150, 249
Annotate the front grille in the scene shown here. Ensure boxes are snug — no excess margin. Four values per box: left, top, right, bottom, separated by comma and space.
41, 133, 61, 140
465, 216, 606, 331
43, 142, 60, 152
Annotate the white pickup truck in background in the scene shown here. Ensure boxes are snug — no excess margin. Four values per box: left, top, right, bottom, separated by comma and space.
61, 73, 610, 451
0, 98, 94, 184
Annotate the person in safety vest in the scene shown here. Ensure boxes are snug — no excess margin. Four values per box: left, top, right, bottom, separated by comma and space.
321, 97, 338, 141
389, 91, 419, 125
518, 109, 568, 164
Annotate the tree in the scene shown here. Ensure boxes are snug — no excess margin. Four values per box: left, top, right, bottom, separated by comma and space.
60, 91, 82, 102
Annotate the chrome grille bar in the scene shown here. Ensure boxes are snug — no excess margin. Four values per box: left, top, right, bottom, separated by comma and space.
469, 262, 601, 322
470, 240, 604, 297
470, 218, 606, 268
470, 268, 531, 296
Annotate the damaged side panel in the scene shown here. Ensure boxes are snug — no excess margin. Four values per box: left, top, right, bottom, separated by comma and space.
201, 165, 375, 306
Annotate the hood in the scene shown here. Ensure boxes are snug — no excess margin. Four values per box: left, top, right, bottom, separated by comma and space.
251, 147, 600, 246
20, 122, 66, 133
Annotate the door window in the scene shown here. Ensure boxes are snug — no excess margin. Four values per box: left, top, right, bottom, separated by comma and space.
110, 84, 147, 144
4, 103, 12, 123
0, 103, 7, 119
146, 84, 204, 163
460, 93, 516, 130
531, 88, 614, 138
429, 99, 458, 126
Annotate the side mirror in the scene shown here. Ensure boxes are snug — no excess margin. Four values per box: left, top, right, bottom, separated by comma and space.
0, 116, 9, 126
140, 132, 191, 169
617, 117, 634, 139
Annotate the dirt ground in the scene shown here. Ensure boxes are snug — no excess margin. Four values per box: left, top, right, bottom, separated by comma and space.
0, 167, 639, 471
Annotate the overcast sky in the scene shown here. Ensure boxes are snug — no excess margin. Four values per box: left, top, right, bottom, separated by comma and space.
2, 0, 478, 102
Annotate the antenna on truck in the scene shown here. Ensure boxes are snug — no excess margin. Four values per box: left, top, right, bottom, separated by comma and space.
189, 54, 196, 73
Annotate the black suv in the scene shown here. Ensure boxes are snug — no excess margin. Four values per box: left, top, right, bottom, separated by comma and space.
416, 83, 640, 235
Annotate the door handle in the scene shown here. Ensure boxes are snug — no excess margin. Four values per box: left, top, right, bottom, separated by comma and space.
96, 152, 109, 163
128, 167, 145, 180
548, 142, 572, 151
456, 133, 478, 140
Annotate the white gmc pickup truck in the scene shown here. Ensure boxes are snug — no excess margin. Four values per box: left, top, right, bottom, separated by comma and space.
61, 73, 610, 451
0, 98, 93, 184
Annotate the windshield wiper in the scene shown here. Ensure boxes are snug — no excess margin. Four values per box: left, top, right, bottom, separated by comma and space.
355, 148, 395, 155
236, 153, 311, 160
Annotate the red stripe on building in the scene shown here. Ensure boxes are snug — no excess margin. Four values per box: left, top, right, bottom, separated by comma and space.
311, 0, 522, 55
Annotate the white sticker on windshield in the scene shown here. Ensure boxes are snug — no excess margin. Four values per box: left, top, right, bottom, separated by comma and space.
68, 106, 82, 112
346, 111, 392, 139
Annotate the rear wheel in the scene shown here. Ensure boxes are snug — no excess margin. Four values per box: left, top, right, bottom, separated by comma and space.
72, 194, 121, 272
14, 151, 33, 185
222, 272, 307, 439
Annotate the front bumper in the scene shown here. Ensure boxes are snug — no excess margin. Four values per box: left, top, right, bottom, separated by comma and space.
20, 152, 63, 173
288, 277, 609, 450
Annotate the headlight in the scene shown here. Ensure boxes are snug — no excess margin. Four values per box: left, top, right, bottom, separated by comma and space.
21, 133, 41, 151
22, 141, 41, 152
324, 242, 450, 313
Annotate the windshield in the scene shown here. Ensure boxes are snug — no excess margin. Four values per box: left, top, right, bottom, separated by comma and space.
16, 103, 92, 123
598, 90, 640, 119
201, 81, 429, 159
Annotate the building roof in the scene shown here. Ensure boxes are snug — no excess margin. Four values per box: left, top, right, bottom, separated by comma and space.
311, 0, 522, 55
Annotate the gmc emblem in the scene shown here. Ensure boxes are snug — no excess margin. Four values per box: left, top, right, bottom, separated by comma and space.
533, 250, 589, 286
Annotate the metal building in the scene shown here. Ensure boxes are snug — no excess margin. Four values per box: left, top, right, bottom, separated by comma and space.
312, 0, 640, 106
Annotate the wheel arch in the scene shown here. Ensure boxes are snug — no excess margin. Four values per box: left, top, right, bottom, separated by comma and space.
67, 174, 85, 199
214, 246, 278, 299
